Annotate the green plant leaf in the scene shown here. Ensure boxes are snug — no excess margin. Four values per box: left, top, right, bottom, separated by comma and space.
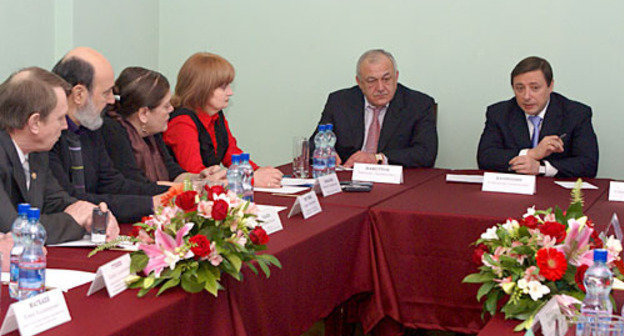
510, 245, 533, 255
157, 278, 180, 296
258, 254, 282, 268
257, 259, 271, 278
130, 253, 149, 274
477, 282, 495, 301
484, 291, 501, 316
247, 263, 258, 275
181, 273, 204, 293
463, 272, 494, 284
225, 253, 243, 273
204, 278, 219, 296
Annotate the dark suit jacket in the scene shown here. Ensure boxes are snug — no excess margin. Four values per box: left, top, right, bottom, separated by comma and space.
0, 131, 85, 244
100, 116, 185, 184
310, 83, 437, 167
49, 127, 168, 223
477, 92, 598, 178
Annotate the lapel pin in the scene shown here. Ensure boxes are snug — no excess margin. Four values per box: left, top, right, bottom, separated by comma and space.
31, 172, 37, 180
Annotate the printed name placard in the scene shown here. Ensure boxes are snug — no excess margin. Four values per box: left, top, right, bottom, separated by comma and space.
315, 173, 342, 197
257, 208, 284, 235
287, 191, 322, 219
352, 163, 403, 184
609, 181, 624, 202
482, 172, 536, 195
87, 254, 131, 298
0, 289, 71, 336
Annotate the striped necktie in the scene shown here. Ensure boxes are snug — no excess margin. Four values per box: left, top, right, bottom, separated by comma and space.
66, 132, 86, 194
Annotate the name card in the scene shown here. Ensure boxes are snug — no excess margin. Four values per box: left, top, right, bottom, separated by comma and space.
87, 254, 131, 298
482, 172, 536, 195
257, 208, 283, 235
352, 163, 403, 184
287, 191, 322, 219
0, 289, 71, 336
609, 181, 624, 202
315, 173, 342, 197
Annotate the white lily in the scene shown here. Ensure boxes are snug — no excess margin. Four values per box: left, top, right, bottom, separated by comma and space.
527, 280, 550, 301
481, 226, 499, 240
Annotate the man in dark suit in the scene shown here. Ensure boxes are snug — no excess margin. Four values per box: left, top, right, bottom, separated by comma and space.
310, 49, 437, 168
477, 56, 598, 178
0, 67, 119, 244
50, 47, 168, 223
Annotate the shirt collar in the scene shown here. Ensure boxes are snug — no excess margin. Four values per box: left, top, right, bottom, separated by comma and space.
11, 138, 28, 165
196, 106, 221, 122
364, 97, 389, 111
524, 100, 549, 120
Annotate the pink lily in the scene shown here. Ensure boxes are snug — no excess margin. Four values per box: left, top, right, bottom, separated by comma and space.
139, 223, 194, 278
555, 219, 592, 266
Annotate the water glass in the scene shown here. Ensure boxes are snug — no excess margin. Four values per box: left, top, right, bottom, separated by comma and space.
292, 137, 310, 178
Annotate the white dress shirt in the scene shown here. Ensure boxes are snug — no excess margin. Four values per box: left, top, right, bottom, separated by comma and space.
361, 97, 389, 164
11, 139, 30, 189
518, 101, 558, 177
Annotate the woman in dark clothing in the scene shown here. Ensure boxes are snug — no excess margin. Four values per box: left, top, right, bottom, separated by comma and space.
101, 66, 225, 185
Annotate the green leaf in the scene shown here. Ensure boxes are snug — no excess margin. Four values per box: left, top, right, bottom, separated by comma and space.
130, 253, 149, 274
463, 272, 494, 284
257, 259, 271, 278
566, 202, 584, 220
204, 278, 219, 296
157, 278, 180, 296
225, 253, 243, 273
137, 287, 152, 297
247, 263, 258, 275
258, 254, 282, 268
510, 245, 533, 255
477, 282, 495, 301
180, 273, 204, 293
499, 255, 520, 268
484, 291, 501, 316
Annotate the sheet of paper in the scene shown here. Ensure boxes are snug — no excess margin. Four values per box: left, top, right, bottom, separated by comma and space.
446, 174, 484, 184
256, 204, 288, 213
554, 181, 598, 189
254, 186, 309, 194
1, 269, 95, 292
48, 235, 138, 251
281, 177, 315, 187
335, 165, 353, 171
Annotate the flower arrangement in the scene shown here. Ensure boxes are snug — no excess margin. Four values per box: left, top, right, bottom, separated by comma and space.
90, 183, 281, 297
463, 180, 624, 331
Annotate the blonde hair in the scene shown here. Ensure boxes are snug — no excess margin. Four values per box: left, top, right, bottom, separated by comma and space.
171, 52, 235, 110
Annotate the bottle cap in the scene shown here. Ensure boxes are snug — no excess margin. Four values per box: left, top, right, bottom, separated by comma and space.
231, 154, 241, 164
318, 124, 326, 132
242, 153, 250, 161
593, 249, 608, 263
326, 124, 333, 131
17, 203, 30, 215
27, 207, 40, 221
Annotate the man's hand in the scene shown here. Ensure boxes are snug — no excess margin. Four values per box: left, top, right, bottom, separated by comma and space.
334, 153, 342, 166
64, 200, 96, 231
253, 166, 283, 188
343, 151, 377, 168
509, 155, 540, 175
199, 165, 227, 184
97, 203, 120, 242
527, 135, 564, 161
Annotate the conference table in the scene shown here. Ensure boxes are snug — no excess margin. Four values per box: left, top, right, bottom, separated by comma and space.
1, 167, 621, 336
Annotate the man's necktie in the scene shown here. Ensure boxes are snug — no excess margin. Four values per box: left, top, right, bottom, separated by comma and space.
364, 106, 383, 153
66, 133, 86, 194
528, 115, 542, 148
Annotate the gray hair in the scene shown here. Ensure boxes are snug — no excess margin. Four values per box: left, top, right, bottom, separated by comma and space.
356, 49, 398, 79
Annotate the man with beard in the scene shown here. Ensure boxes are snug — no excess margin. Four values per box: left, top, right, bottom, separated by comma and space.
309, 49, 437, 168
50, 47, 168, 223
0, 67, 119, 243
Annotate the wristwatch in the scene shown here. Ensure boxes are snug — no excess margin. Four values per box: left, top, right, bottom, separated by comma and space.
375, 153, 384, 164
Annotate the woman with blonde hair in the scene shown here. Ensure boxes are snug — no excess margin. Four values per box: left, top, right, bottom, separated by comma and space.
163, 52, 282, 187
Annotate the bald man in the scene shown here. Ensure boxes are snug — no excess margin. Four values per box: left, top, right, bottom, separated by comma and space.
49, 47, 168, 223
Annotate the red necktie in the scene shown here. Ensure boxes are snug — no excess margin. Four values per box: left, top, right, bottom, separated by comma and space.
364, 106, 383, 153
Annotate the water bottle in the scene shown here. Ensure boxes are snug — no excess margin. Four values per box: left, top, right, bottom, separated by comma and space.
578, 249, 613, 335
312, 124, 327, 178
324, 124, 337, 175
227, 154, 243, 197
240, 153, 254, 202
18, 207, 46, 300
9, 203, 30, 299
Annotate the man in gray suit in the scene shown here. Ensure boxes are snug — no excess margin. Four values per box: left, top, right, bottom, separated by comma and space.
0, 67, 119, 244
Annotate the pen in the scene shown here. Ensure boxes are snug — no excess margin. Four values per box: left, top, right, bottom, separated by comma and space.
559, 133, 567, 140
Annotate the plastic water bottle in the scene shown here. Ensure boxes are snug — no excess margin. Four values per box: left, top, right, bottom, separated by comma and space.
312, 124, 327, 178
9, 203, 30, 299
18, 207, 46, 300
578, 249, 613, 335
324, 124, 337, 175
240, 153, 254, 202
227, 154, 243, 197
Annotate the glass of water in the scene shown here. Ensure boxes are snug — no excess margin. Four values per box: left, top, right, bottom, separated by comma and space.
292, 137, 309, 178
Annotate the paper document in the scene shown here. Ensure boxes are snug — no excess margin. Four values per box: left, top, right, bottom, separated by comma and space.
254, 186, 309, 194
336, 165, 353, 171
281, 178, 315, 187
554, 181, 598, 190
2, 269, 95, 292
256, 204, 288, 213
446, 174, 484, 184
48, 235, 138, 251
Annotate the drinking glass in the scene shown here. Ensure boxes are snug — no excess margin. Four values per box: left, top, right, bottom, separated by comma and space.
292, 137, 309, 178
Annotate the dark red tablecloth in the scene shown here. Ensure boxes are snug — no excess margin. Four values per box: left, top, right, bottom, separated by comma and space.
362, 172, 609, 334
1, 203, 373, 336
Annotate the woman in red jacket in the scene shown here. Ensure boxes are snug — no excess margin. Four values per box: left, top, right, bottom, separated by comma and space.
163, 52, 283, 188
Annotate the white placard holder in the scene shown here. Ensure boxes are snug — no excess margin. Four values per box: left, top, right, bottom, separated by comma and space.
609, 181, 624, 202
257, 208, 284, 235
482, 172, 536, 195
87, 254, 131, 298
352, 163, 403, 184
0, 289, 71, 336
287, 191, 322, 219
314, 173, 342, 197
